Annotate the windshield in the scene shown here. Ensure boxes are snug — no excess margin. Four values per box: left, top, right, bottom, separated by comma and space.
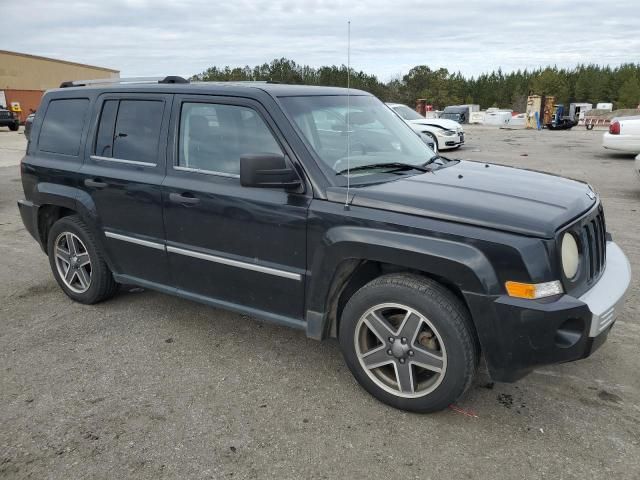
441, 112, 462, 121
391, 104, 424, 121
279, 95, 435, 183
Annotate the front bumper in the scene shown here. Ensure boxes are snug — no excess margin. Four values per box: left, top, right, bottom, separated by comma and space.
0, 118, 19, 127
580, 242, 631, 336
471, 241, 631, 382
438, 134, 464, 149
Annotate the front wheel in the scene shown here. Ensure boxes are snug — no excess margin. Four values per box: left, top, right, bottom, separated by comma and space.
9, 123, 19, 131
339, 274, 478, 412
424, 132, 439, 152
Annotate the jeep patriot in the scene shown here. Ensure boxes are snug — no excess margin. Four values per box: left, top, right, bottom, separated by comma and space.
17, 77, 631, 412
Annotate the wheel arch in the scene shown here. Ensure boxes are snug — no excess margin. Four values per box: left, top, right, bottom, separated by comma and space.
304, 227, 499, 341
33, 183, 113, 269
333, 261, 475, 338
37, 204, 76, 249
34, 183, 99, 245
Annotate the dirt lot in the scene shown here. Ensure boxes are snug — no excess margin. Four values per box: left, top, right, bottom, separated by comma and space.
1, 125, 639, 479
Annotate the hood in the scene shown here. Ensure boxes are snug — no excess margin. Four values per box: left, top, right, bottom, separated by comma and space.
407, 118, 462, 131
348, 160, 596, 238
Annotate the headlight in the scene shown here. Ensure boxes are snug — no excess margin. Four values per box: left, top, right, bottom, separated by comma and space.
438, 130, 457, 136
561, 233, 580, 279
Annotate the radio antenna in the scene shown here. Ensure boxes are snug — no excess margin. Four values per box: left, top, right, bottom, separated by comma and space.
345, 20, 351, 209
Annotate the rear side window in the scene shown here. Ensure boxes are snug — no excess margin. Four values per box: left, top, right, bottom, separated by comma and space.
94, 99, 164, 164
39, 98, 90, 156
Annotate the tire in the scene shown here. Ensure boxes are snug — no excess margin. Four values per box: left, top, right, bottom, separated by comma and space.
47, 215, 118, 304
424, 132, 438, 151
9, 123, 19, 132
339, 273, 478, 413
586, 124, 594, 131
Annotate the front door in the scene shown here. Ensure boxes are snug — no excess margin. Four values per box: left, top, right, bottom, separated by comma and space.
162, 95, 310, 320
79, 93, 172, 284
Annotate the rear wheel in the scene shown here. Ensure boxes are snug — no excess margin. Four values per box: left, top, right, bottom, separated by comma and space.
47, 216, 118, 304
339, 273, 478, 412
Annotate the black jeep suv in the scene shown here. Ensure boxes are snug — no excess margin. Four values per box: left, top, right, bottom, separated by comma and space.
17, 77, 631, 412
0, 107, 20, 131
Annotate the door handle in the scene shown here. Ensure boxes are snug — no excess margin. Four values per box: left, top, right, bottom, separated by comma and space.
169, 192, 200, 205
85, 178, 108, 189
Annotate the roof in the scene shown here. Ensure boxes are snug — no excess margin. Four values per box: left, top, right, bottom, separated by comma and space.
53, 81, 370, 97
0, 50, 119, 73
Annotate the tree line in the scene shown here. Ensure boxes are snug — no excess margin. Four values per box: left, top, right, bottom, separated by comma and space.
192, 59, 640, 111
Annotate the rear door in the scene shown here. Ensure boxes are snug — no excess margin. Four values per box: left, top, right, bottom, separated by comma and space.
162, 95, 310, 320
79, 93, 172, 284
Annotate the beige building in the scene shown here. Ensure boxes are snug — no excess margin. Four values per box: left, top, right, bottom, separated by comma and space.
0, 50, 119, 122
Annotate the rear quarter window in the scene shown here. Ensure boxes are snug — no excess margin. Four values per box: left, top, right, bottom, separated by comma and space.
38, 98, 90, 156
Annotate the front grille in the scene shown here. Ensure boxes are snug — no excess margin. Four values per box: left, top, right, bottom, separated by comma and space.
581, 208, 606, 283
0, 111, 11, 119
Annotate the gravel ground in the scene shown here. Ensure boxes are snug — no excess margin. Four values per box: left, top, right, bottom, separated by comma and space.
1, 125, 639, 479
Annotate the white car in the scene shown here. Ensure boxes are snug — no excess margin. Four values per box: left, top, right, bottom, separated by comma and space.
603, 116, 640, 153
386, 103, 464, 151
635, 154, 640, 180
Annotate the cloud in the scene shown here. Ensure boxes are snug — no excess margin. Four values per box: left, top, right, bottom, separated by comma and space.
3, 0, 639, 80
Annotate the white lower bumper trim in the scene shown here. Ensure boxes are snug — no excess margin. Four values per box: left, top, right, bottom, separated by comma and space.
579, 242, 631, 337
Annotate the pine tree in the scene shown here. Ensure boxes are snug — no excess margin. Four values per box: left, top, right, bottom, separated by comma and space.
617, 77, 640, 109
191, 59, 639, 111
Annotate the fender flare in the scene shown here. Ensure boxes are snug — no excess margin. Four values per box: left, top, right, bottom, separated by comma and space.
305, 226, 500, 339
33, 183, 114, 269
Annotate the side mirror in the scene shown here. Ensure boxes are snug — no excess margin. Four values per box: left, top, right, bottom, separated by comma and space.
240, 153, 301, 189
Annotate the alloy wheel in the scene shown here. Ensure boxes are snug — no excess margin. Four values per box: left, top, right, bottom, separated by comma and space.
54, 232, 92, 294
354, 303, 447, 398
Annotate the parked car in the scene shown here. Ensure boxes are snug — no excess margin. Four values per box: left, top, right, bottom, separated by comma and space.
440, 105, 470, 124
0, 107, 20, 131
386, 103, 464, 150
603, 116, 640, 153
24, 112, 35, 140
18, 78, 631, 413
635, 154, 640, 180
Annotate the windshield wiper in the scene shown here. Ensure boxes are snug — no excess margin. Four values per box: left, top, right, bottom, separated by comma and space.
337, 162, 432, 175
425, 154, 455, 165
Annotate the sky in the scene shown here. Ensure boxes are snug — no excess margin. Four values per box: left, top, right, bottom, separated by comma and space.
3, 0, 639, 81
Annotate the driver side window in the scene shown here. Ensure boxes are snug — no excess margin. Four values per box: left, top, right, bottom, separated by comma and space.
178, 102, 283, 176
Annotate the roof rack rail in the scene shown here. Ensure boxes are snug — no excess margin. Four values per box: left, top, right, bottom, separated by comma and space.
215, 80, 281, 84
59, 76, 190, 88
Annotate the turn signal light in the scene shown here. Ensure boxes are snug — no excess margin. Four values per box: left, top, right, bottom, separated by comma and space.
505, 280, 563, 299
